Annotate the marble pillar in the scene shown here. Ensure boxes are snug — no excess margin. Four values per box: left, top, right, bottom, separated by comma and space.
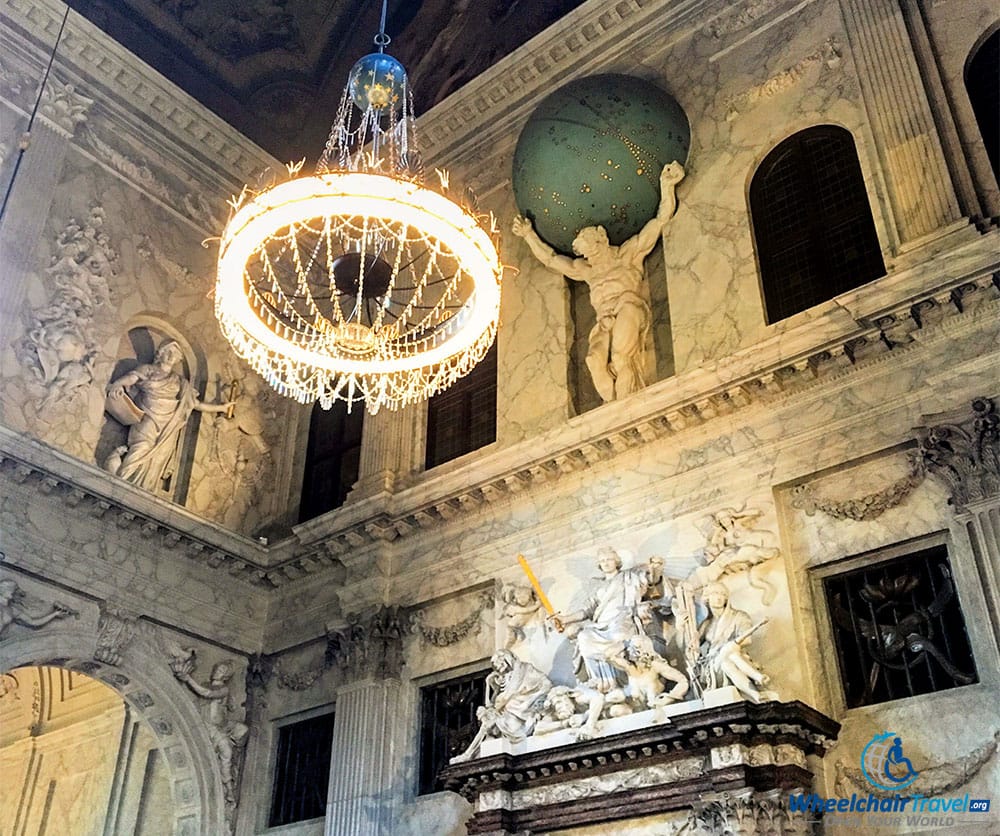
324, 607, 408, 836
838, 0, 962, 247
916, 396, 1000, 644
349, 407, 421, 500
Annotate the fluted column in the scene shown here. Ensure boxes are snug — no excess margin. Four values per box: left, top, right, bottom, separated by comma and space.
916, 396, 1000, 643
325, 607, 408, 836
838, 0, 961, 246
349, 406, 421, 501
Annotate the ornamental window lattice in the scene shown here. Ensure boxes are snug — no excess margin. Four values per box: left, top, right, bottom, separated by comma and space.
418, 670, 487, 794
824, 544, 977, 709
425, 342, 497, 469
269, 711, 336, 826
750, 125, 885, 323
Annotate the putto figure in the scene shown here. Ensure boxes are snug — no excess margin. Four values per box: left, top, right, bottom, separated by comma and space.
512, 162, 685, 402
0, 579, 77, 639
169, 648, 249, 806
104, 340, 233, 492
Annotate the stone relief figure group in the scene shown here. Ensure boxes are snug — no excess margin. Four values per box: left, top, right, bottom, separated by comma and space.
456, 524, 779, 762
15, 207, 116, 411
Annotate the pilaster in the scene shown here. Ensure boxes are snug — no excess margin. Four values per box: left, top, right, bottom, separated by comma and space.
838, 0, 962, 247
325, 606, 408, 836
916, 396, 1000, 644
349, 406, 422, 501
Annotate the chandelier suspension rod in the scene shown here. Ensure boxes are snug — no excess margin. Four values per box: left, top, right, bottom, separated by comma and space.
0, 4, 70, 228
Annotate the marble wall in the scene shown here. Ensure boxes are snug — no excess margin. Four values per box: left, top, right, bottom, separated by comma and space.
0, 0, 304, 539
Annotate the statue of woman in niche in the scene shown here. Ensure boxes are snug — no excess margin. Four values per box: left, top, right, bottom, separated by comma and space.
103, 340, 233, 492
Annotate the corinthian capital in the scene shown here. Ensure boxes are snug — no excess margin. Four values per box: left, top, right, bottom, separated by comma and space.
915, 397, 1000, 511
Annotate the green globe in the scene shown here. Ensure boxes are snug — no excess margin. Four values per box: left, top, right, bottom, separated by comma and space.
512, 74, 690, 254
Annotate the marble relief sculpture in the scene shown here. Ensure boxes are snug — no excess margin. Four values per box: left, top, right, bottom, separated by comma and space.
499, 582, 542, 645
168, 647, 249, 810
0, 579, 78, 639
512, 162, 685, 402
692, 583, 775, 703
555, 548, 668, 693
535, 684, 604, 738
15, 208, 115, 411
454, 544, 779, 763
452, 649, 552, 762
613, 638, 689, 708
690, 507, 780, 604
103, 340, 234, 492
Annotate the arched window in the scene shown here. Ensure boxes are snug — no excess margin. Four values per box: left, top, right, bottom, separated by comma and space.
966, 29, 999, 185
299, 400, 363, 522
425, 342, 498, 468
750, 126, 885, 323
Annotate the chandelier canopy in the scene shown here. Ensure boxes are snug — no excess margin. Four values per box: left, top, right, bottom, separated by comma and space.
214, 11, 502, 414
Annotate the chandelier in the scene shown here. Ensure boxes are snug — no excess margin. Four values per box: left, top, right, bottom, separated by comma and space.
214, 4, 502, 414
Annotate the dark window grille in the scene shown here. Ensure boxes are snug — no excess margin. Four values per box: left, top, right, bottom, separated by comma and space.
966, 29, 1000, 185
750, 125, 885, 323
418, 670, 487, 795
299, 400, 364, 522
425, 343, 497, 469
824, 544, 977, 709
269, 711, 335, 826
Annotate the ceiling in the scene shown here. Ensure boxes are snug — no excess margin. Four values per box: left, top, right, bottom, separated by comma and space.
65, 0, 586, 162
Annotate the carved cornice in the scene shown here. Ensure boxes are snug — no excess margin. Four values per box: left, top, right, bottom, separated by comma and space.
286, 265, 999, 569
0, 0, 277, 190
442, 700, 838, 835
2, 258, 997, 593
916, 397, 1000, 511
0, 431, 280, 586
416, 0, 708, 166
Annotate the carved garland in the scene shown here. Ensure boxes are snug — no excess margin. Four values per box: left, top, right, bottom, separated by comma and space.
410, 590, 495, 647
790, 455, 925, 521
834, 730, 999, 798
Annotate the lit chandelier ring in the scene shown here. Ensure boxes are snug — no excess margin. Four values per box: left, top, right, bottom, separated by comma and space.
213, 1, 502, 414
216, 174, 501, 377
